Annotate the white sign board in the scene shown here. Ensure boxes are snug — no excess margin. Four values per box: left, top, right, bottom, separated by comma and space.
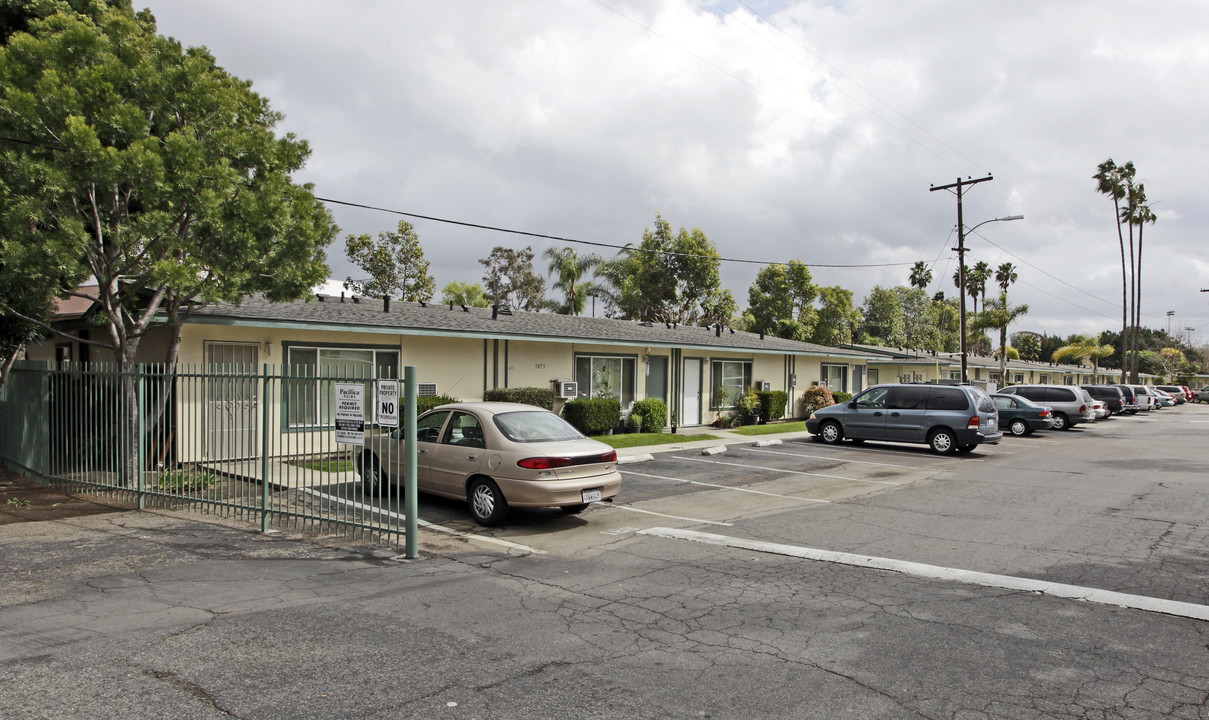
376, 379, 399, 428
334, 383, 365, 446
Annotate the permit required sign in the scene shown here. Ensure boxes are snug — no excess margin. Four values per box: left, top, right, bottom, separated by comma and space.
334, 383, 365, 446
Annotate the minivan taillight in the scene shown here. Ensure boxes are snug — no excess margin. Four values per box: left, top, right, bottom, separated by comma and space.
966, 416, 981, 430
1079, 405, 1087, 413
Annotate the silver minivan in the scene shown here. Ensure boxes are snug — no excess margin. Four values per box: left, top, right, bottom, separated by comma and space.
806, 383, 1002, 455
996, 385, 1095, 430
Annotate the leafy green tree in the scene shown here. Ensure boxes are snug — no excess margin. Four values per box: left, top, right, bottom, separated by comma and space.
896, 286, 941, 351
542, 246, 602, 316
597, 214, 726, 325
0, 1, 336, 372
440, 281, 490, 308
970, 293, 1030, 380
934, 295, 961, 352
479, 246, 545, 311
1012, 332, 1042, 361
908, 261, 933, 290
344, 220, 434, 302
701, 289, 738, 328
858, 285, 906, 347
811, 286, 861, 346
746, 260, 816, 338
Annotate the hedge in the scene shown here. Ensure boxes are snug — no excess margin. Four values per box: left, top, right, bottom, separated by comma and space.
483, 386, 557, 410
562, 397, 621, 436
417, 393, 460, 414
630, 398, 668, 430
797, 385, 836, 417
755, 391, 788, 422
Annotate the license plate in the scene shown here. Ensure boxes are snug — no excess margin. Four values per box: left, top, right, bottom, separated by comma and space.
581, 488, 602, 503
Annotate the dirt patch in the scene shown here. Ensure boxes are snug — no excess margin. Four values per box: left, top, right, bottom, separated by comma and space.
0, 467, 136, 525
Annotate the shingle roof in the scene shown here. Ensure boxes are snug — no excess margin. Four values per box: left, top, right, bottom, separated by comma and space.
190, 294, 873, 358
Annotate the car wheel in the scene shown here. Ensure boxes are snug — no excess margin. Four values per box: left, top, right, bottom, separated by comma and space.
929, 429, 957, 455
1051, 413, 1069, 431
1010, 419, 1028, 436
560, 503, 590, 515
467, 477, 509, 526
819, 421, 843, 444
359, 452, 387, 496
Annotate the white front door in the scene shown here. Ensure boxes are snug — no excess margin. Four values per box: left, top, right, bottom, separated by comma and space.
683, 358, 702, 426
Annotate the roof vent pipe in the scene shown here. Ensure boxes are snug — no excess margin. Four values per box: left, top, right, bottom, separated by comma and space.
384, 296, 390, 312
340, 292, 345, 303
449, 301, 454, 310
492, 304, 498, 320
759, 330, 765, 340
462, 304, 469, 312
715, 324, 721, 337
352, 296, 359, 304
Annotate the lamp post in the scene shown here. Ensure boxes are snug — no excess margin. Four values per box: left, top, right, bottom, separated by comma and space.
1167, 310, 1175, 335
953, 214, 1024, 382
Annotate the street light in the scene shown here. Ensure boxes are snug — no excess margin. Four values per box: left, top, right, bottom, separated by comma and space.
955, 214, 1023, 382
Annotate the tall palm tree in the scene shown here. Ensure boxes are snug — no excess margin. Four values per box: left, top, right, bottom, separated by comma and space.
1124, 184, 1156, 384
909, 261, 932, 290
1094, 158, 1132, 382
971, 261, 992, 310
994, 262, 1018, 294
1052, 336, 1115, 384
543, 247, 603, 316
970, 293, 1029, 381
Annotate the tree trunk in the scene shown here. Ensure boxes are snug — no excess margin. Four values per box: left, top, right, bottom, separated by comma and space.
1114, 198, 1127, 384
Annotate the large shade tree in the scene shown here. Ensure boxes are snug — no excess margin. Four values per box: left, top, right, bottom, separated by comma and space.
0, 0, 336, 371
479, 246, 545, 311
745, 260, 817, 339
343, 220, 435, 302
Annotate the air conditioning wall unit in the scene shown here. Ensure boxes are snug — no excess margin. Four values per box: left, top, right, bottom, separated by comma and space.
758, 381, 771, 391
553, 379, 578, 399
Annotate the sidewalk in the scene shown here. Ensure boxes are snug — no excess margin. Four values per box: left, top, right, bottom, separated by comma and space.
613, 423, 814, 462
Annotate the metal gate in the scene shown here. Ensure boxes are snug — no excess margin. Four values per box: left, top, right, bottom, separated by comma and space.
205, 342, 259, 460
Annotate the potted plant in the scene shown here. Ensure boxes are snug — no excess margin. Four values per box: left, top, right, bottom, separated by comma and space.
629, 411, 644, 434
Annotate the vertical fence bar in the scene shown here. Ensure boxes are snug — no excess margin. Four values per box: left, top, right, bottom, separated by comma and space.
261, 363, 272, 533
137, 365, 147, 509
404, 365, 418, 558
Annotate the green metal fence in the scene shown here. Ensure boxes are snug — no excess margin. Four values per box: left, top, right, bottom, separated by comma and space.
0, 360, 418, 549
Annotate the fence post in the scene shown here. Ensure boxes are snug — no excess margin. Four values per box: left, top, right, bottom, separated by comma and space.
137, 365, 147, 509
260, 363, 272, 533
404, 366, 418, 558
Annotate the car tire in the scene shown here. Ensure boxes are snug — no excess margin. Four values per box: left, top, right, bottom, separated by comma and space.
1051, 413, 1069, 431
359, 452, 387, 496
928, 428, 957, 455
819, 421, 843, 444
1009, 419, 1028, 436
467, 477, 509, 526
560, 503, 590, 515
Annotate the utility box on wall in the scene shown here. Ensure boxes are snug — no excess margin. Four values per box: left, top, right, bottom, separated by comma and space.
553, 379, 578, 399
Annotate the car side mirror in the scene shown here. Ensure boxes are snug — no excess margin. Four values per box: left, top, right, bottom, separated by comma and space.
848, 400, 857, 409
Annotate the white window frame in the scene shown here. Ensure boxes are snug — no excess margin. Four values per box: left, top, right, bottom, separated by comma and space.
284, 345, 400, 429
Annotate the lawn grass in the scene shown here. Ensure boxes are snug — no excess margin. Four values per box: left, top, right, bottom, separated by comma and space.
728, 421, 807, 436
591, 432, 722, 448
297, 459, 355, 473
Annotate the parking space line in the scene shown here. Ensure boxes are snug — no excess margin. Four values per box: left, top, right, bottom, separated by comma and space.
300, 488, 546, 554
621, 469, 830, 502
597, 502, 734, 526
640, 527, 1209, 622
744, 447, 927, 470
671, 456, 901, 486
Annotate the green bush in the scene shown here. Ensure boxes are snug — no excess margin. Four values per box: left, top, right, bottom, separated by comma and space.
756, 391, 788, 422
797, 385, 836, 417
562, 397, 621, 436
832, 391, 852, 404
483, 386, 557, 410
630, 398, 668, 430
417, 393, 460, 414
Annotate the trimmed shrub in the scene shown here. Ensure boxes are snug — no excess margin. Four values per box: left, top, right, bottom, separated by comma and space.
756, 391, 788, 422
562, 397, 621, 436
417, 393, 460, 414
483, 386, 557, 410
630, 398, 668, 431
797, 385, 836, 417
832, 392, 852, 404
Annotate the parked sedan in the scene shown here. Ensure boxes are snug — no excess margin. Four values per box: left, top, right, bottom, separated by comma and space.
1156, 385, 1188, 405
1152, 389, 1177, 408
991, 393, 1054, 436
354, 402, 622, 526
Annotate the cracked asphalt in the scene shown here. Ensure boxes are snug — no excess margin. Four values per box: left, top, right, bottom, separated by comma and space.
2, 406, 1208, 718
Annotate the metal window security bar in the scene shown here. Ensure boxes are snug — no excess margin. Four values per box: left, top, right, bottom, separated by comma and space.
0, 360, 419, 552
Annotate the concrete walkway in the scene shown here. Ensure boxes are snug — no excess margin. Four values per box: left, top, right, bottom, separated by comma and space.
613, 423, 814, 462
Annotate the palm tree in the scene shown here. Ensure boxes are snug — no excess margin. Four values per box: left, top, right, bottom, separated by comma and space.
1093, 158, 1133, 382
970, 293, 1029, 381
1123, 184, 1156, 384
909, 261, 932, 290
542, 247, 603, 315
994, 262, 1018, 294
971, 261, 992, 310
1052, 336, 1116, 384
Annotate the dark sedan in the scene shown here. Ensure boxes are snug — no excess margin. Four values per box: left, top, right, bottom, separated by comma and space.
991, 393, 1054, 436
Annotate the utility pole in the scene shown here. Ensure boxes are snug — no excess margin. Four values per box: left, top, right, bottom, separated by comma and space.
1167, 310, 1175, 335
1186, 326, 1196, 345
931, 174, 994, 382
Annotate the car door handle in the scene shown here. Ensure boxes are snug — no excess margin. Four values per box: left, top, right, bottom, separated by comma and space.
890, 412, 901, 417
419, 449, 428, 455
873, 411, 884, 417
466, 454, 478, 461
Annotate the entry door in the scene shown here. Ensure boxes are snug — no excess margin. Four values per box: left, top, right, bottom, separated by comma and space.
205, 342, 259, 460
682, 358, 702, 426
647, 356, 668, 405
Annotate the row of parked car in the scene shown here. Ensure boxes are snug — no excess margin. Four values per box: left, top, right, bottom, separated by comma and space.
805, 381, 1202, 456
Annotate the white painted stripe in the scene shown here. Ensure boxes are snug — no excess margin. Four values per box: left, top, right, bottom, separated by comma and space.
300, 488, 546, 555
620, 469, 829, 502
597, 502, 734, 526
672, 455, 901, 486
745, 447, 926, 470
640, 527, 1209, 622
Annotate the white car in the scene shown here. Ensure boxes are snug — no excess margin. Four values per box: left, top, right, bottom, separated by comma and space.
1091, 400, 1109, 419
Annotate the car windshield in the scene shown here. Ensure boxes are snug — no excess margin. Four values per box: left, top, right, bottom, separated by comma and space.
493, 411, 586, 443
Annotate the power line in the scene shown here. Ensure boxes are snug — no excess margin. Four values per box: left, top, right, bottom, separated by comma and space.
315, 196, 916, 269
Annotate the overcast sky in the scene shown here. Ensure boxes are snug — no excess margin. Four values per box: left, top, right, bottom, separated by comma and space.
144, 0, 1209, 345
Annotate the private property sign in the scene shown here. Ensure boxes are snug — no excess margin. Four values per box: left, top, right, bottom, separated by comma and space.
334, 383, 365, 446
376, 379, 399, 428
